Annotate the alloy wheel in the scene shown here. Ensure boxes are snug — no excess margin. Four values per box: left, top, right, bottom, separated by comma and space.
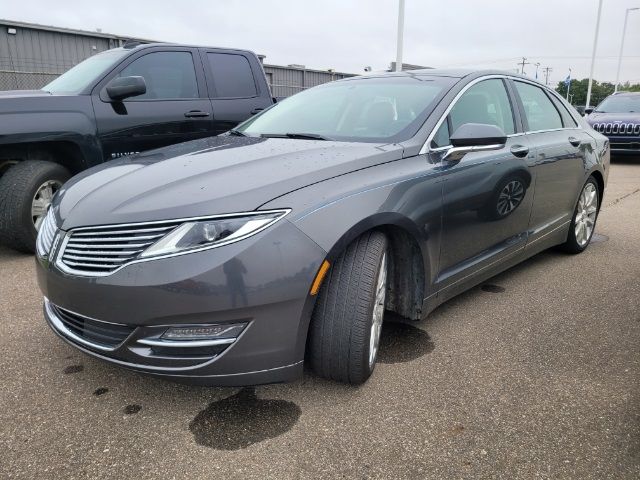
574, 182, 598, 247
32, 180, 61, 230
368, 251, 387, 368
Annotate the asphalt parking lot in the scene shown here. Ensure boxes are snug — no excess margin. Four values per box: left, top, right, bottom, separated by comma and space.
1, 159, 638, 480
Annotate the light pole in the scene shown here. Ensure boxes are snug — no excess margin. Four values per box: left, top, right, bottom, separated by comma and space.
566, 68, 572, 101
586, 0, 603, 110
614, 7, 640, 93
395, 0, 406, 72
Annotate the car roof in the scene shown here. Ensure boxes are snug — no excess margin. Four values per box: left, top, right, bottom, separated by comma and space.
125, 42, 257, 56
336, 69, 548, 86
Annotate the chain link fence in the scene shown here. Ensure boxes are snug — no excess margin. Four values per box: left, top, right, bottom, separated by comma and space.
0, 70, 59, 90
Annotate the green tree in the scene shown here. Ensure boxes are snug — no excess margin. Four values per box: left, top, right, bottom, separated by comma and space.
556, 79, 640, 107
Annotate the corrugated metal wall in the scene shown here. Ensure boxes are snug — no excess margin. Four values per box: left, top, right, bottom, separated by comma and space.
263, 65, 354, 98
0, 20, 354, 94
0, 22, 121, 90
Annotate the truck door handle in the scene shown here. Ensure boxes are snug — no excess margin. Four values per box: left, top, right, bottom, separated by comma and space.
510, 145, 529, 158
568, 136, 582, 147
184, 110, 210, 118
250, 108, 264, 115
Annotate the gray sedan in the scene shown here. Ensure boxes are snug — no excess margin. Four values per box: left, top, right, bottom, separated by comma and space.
35, 69, 609, 385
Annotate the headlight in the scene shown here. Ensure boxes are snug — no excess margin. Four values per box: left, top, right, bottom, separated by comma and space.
140, 209, 290, 259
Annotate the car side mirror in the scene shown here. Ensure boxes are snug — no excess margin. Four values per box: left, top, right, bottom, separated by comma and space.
584, 107, 594, 115
443, 123, 507, 162
106, 76, 146, 101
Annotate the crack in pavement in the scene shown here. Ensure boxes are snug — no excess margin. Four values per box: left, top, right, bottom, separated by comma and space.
604, 188, 640, 209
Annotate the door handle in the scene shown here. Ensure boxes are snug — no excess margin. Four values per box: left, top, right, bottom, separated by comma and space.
250, 108, 264, 115
568, 136, 582, 147
184, 110, 210, 118
510, 144, 529, 158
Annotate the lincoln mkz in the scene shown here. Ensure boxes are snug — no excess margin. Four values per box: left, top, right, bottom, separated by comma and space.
36, 69, 609, 385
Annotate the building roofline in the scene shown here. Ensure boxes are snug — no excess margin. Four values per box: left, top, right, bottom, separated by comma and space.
262, 63, 355, 77
0, 18, 156, 42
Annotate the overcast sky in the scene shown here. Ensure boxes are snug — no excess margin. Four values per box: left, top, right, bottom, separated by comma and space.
4, 0, 640, 85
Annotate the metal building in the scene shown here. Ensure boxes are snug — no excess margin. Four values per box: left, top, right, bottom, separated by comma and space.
0, 18, 355, 95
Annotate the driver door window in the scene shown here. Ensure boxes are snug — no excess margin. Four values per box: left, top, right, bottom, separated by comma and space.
119, 51, 199, 100
431, 79, 515, 148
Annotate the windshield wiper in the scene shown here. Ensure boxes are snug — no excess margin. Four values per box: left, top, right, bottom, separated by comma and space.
285, 132, 331, 140
260, 133, 331, 140
228, 129, 247, 137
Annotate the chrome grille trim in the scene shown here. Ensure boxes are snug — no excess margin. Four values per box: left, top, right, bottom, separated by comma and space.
36, 209, 58, 257
54, 209, 291, 277
592, 122, 640, 136
44, 298, 135, 351
56, 220, 183, 276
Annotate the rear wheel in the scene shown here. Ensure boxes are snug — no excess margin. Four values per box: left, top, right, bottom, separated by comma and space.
308, 231, 388, 384
0, 160, 70, 253
560, 176, 599, 254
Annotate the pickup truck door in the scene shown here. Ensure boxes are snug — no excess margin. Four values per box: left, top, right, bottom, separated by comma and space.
92, 47, 214, 161
199, 49, 274, 135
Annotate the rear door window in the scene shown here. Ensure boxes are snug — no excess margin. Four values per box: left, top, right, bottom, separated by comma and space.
514, 81, 563, 132
207, 53, 257, 98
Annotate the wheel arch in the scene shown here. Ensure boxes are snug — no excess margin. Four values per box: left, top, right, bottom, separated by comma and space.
0, 140, 93, 177
588, 168, 605, 210
316, 212, 427, 321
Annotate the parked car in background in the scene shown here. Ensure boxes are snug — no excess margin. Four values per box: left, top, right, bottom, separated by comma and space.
0, 42, 274, 252
36, 69, 609, 386
586, 92, 640, 156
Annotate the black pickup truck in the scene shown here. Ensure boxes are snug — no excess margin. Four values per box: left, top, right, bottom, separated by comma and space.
0, 42, 274, 252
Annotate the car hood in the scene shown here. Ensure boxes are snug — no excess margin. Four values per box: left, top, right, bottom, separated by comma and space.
587, 112, 640, 124
0, 89, 52, 98
56, 135, 404, 229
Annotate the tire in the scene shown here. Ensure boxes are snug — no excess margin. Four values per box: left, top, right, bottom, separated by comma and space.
0, 160, 70, 253
560, 176, 599, 254
308, 231, 388, 384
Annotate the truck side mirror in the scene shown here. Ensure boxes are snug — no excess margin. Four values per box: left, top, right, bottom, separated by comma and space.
106, 76, 146, 101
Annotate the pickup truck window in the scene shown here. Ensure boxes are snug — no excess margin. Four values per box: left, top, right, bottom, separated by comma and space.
236, 76, 452, 143
120, 52, 199, 100
42, 48, 129, 95
207, 53, 257, 98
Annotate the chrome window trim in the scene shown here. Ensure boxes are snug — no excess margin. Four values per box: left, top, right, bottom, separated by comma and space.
54, 209, 291, 277
420, 74, 585, 155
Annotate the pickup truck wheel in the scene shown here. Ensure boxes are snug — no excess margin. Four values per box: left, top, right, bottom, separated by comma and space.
0, 161, 70, 253
308, 231, 388, 385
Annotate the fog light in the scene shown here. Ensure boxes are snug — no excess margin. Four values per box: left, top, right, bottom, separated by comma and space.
161, 323, 247, 341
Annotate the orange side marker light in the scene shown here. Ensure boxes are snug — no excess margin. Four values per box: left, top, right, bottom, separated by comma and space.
310, 260, 331, 296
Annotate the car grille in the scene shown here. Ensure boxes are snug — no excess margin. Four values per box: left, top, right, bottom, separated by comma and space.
36, 209, 58, 257
49, 301, 135, 349
591, 122, 640, 136
57, 221, 182, 276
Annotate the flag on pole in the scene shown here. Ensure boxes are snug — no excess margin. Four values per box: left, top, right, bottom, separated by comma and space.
564, 75, 571, 87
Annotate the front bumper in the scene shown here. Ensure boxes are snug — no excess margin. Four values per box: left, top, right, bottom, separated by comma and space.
37, 219, 326, 385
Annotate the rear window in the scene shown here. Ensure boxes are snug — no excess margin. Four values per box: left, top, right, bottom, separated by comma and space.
207, 53, 257, 98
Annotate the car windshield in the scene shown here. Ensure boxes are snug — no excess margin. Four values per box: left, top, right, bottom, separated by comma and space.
43, 49, 130, 94
595, 95, 640, 113
236, 76, 454, 143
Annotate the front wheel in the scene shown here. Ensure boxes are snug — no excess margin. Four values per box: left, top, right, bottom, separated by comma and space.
308, 231, 388, 384
561, 176, 600, 254
0, 161, 70, 253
